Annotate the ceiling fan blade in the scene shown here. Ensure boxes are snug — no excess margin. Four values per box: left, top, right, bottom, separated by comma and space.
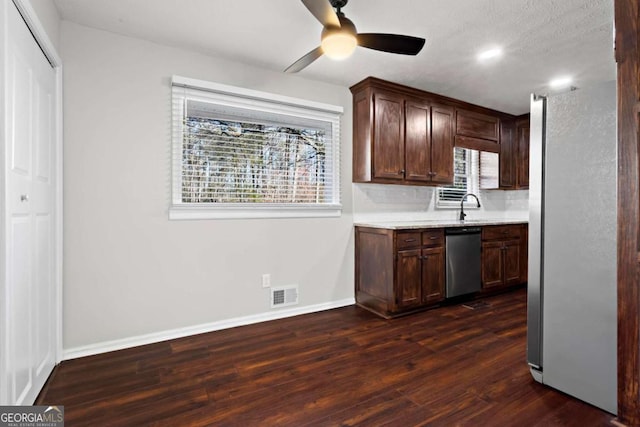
301, 0, 341, 28
284, 47, 324, 73
357, 33, 426, 55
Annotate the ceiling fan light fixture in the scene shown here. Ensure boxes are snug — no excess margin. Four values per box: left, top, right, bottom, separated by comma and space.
321, 31, 357, 60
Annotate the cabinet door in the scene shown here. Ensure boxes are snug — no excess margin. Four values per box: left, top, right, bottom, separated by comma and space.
503, 239, 521, 286
422, 246, 445, 304
481, 241, 504, 288
397, 249, 422, 308
517, 120, 530, 188
430, 105, 455, 184
373, 91, 405, 180
405, 100, 431, 182
455, 109, 500, 141
500, 119, 516, 188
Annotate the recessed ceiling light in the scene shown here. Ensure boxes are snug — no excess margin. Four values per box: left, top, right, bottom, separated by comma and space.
477, 48, 503, 61
549, 76, 573, 88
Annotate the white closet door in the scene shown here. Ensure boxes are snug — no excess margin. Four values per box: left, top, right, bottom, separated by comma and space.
2, 1, 57, 405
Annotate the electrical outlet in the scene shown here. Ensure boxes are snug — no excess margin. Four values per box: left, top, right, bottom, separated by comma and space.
262, 273, 271, 288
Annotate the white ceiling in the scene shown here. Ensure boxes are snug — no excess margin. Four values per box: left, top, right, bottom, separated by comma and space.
52, 0, 614, 115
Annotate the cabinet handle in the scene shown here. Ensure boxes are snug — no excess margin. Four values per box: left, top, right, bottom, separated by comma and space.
404, 238, 417, 242
20, 194, 29, 202
399, 169, 405, 175
421, 255, 429, 260
429, 236, 438, 240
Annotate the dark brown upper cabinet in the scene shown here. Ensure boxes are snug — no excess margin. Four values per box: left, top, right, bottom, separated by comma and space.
371, 90, 405, 181
516, 116, 530, 188
455, 109, 501, 153
499, 118, 517, 188
351, 79, 455, 186
430, 105, 456, 184
497, 115, 530, 189
351, 77, 526, 189
404, 99, 430, 182
405, 99, 455, 184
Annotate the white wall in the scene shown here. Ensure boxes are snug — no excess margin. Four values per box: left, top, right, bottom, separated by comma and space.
353, 184, 529, 223
61, 21, 355, 351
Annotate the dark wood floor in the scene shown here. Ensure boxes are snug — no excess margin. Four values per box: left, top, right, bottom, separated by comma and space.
37, 289, 614, 426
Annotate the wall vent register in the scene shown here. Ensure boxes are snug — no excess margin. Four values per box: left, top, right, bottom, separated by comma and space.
271, 285, 299, 308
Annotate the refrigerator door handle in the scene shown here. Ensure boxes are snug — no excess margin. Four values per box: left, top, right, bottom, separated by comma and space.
526, 93, 546, 372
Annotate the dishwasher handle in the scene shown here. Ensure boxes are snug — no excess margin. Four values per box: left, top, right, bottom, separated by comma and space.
445, 227, 481, 235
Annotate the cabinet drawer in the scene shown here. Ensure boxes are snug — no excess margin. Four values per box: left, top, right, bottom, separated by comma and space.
397, 231, 421, 249
422, 229, 444, 246
482, 225, 522, 241
456, 109, 499, 142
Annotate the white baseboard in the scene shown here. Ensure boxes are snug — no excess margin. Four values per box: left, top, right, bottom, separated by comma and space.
62, 298, 355, 361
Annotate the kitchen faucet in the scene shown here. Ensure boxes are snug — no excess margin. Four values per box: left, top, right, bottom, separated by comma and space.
459, 193, 481, 221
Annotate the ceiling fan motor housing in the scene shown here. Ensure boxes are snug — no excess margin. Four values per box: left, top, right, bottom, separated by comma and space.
322, 13, 357, 36
329, 0, 349, 10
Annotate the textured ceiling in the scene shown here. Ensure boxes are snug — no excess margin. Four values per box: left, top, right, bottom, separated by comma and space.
52, 0, 614, 115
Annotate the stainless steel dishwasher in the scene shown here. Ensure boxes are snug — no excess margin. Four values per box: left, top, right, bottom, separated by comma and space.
445, 227, 482, 298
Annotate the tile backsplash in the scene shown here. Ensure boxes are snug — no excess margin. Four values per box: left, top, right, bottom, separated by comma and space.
353, 183, 529, 222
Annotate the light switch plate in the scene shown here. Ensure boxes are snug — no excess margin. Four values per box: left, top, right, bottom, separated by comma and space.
262, 273, 271, 288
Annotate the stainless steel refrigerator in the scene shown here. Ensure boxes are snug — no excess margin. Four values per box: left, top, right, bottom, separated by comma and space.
527, 80, 617, 414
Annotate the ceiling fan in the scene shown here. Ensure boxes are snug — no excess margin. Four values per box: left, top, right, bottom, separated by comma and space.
285, 0, 426, 73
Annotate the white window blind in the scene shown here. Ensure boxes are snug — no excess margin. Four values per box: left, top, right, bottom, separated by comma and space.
437, 147, 480, 207
479, 151, 499, 189
170, 76, 343, 220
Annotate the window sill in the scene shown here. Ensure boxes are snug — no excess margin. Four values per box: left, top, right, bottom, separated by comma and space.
169, 204, 342, 220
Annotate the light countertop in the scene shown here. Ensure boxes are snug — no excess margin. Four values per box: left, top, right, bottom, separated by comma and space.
354, 218, 528, 230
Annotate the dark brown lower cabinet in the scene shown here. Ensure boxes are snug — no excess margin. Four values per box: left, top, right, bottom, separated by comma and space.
422, 246, 445, 303
481, 240, 504, 289
396, 246, 445, 309
356, 227, 445, 318
396, 248, 422, 309
481, 225, 527, 291
355, 224, 527, 318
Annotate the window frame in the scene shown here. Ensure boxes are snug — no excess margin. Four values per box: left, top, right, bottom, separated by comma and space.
436, 147, 481, 209
170, 76, 343, 220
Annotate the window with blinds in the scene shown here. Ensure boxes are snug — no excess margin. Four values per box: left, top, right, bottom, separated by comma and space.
170, 76, 343, 220
437, 147, 480, 207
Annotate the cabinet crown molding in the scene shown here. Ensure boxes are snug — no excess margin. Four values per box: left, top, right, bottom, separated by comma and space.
349, 76, 516, 120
